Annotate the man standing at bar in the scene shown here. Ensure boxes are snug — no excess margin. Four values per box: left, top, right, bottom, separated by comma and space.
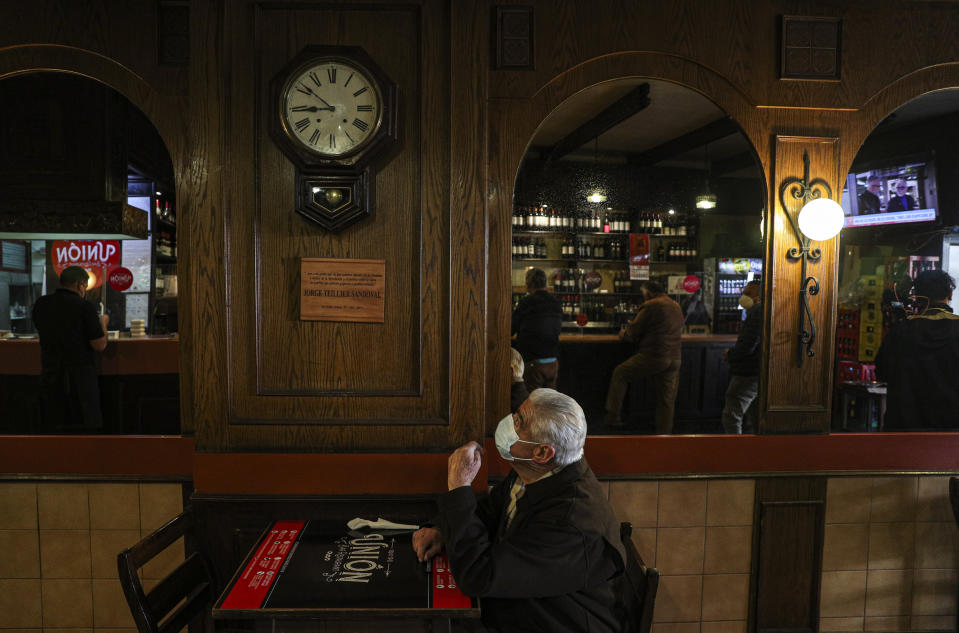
875, 270, 959, 430
412, 389, 626, 633
604, 280, 684, 433
721, 280, 763, 434
511, 267, 563, 390
31, 266, 110, 430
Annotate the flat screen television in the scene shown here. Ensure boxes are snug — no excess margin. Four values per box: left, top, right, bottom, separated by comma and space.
840, 155, 938, 228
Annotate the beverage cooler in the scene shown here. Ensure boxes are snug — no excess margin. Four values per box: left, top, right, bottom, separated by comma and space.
702, 257, 763, 334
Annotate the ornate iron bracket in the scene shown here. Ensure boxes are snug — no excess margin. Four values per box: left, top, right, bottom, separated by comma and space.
778, 150, 832, 367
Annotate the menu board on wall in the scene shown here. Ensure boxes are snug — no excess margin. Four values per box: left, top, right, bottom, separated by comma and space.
300, 258, 386, 323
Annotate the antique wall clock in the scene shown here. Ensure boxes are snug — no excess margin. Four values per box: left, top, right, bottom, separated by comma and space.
270, 46, 399, 232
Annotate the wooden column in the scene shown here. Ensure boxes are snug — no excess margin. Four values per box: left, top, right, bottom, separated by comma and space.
761, 136, 841, 434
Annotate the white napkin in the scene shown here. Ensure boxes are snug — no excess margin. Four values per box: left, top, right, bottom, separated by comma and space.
346, 517, 420, 531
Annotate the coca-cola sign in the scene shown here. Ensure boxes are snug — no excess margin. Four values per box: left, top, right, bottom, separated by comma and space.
108, 267, 134, 292
682, 275, 702, 293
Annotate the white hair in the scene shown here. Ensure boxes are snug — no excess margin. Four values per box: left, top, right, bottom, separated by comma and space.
510, 347, 524, 381
524, 389, 586, 467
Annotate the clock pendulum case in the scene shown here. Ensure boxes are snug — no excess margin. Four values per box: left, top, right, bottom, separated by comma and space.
269, 46, 399, 232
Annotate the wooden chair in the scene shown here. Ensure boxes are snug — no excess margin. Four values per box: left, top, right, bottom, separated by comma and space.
117, 508, 216, 633
619, 522, 660, 633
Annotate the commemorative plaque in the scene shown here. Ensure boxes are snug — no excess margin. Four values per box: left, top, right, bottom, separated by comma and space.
300, 258, 385, 323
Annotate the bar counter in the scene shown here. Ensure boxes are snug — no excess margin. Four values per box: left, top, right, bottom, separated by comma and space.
0, 336, 180, 434
555, 333, 738, 433
0, 335, 179, 375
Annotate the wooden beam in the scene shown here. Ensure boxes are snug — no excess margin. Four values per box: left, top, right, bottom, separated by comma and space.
546, 83, 651, 162
712, 150, 761, 177
627, 116, 739, 167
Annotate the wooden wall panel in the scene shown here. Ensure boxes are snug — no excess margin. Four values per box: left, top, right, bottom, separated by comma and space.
762, 136, 840, 433
185, 0, 485, 451
750, 477, 826, 633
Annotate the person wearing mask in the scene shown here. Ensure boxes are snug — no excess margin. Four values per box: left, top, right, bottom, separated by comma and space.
509, 347, 530, 413
875, 270, 959, 430
31, 266, 110, 429
886, 179, 918, 212
721, 280, 763, 434
858, 175, 882, 214
412, 389, 626, 633
511, 268, 563, 390
604, 280, 684, 433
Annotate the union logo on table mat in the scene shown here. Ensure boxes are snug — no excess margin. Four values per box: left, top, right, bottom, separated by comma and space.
431, 553, 471, 609
220, 520, 306, 609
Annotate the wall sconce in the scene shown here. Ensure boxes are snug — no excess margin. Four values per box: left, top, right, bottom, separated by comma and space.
779, 150, 844, 367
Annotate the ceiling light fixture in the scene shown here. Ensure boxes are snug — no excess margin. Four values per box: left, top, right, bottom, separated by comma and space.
585, 137, 608, 204
696, 143, 717, 210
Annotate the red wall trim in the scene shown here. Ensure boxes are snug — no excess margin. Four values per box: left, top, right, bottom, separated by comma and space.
484, 433, 959, 478
0, 435, 194, 477
193, 452, 457, 495
2, 434, 957, 491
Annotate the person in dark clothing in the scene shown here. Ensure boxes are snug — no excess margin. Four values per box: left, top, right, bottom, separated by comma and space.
509, 347, 531, 413
31, 266, 110, 430
858, 175, 882, 214
886, 179, 918, 212
604, 280, 684, 433
721, 280, 763, 434
875, 270, 959, 430
511, 268, 563, 391
412, 389, 626, 633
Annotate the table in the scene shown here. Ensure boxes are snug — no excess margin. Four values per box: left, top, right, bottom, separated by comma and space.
212, 519, 481, 632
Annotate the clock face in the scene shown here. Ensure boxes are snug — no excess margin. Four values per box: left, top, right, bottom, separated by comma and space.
280, 58, 382, 158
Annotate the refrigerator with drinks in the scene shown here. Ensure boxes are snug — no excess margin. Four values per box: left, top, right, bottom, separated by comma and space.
701, 257, 763, 334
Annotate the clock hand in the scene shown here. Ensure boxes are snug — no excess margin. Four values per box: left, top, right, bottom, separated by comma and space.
313, 94, 336, 110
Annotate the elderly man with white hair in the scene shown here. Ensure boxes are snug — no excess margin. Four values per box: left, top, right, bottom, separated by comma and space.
413, 389, 626, 633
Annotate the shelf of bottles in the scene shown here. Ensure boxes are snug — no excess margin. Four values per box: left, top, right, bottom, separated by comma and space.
153, 198, 177, 297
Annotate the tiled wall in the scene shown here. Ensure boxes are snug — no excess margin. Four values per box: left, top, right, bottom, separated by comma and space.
608, 479, 756, 633
0, 481, 185, 633
820, 476, 958, 633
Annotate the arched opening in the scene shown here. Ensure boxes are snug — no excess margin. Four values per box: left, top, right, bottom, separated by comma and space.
0, 71, 179, 434
509, 78, 766, 435
833, 88, 959, 432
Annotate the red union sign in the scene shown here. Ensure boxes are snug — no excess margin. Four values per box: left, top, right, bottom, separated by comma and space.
51, 240, 121, 290
108, 267, 134, 292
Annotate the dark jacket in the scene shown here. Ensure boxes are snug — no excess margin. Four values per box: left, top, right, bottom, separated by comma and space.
31, 288, 103, 369
875, 304, 959, 430
511, 290, 563, 360
727, 302, 763, 376
886, 194, 917, 212
858, 190, 880, 214
623, 294, 684, 363
437, 459, 626, 633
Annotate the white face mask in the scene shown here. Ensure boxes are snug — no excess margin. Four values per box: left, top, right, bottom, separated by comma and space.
494, 413, 539, 462
739, 294, 755, 310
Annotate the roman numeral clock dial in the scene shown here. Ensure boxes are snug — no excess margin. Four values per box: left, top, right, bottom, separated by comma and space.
282, 60, 381, 158
271, 48, 398, 232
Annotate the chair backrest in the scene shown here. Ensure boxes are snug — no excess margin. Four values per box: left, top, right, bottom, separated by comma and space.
619, 522, 660, 633
117, 508, 215, 633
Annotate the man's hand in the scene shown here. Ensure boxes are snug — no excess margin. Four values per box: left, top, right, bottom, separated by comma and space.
448, 441, 484, 490
723, 349, 730, 361
412, 527, 443, 563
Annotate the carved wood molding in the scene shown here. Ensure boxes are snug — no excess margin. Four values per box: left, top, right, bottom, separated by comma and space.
760, 136, 840, 434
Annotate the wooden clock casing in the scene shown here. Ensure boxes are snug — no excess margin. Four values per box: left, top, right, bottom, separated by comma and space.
269, 46, 399, 232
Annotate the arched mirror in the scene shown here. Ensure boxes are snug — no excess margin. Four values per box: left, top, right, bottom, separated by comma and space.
509, 78, 766, 435
0, 71, 179, 435
833, 89, 959, 433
